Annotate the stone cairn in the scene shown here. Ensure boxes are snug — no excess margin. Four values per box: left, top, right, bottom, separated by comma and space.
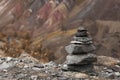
63, 27, 97, 72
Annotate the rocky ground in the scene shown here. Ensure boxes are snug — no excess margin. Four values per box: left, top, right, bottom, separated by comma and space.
0, 53, 120, 80
0, 0, 120, 80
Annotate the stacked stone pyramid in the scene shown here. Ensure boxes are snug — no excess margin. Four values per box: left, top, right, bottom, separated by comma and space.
63, 27, 97, 72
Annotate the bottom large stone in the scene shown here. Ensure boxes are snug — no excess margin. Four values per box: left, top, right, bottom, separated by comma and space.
62, 64, 94, 72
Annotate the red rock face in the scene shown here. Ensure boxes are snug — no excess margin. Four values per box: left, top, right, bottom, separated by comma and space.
0, 0, 120, 63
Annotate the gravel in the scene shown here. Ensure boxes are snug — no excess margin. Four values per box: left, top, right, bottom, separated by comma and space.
0, 54, 120, 80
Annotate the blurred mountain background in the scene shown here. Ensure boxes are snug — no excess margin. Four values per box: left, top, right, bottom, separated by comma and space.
0, 0, 120, 63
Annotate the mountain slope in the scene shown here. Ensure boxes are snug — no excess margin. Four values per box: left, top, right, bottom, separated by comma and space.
0, 0, 120, 63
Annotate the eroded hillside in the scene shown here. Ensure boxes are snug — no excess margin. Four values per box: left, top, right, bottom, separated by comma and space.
0, 0, 120, 63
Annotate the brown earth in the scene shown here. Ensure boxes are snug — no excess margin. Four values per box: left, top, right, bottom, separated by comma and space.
0, 0, 120, 63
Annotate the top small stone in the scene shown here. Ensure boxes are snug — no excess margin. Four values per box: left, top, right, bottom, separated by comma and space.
78, 27, 87, 32
75, 27, 88, 37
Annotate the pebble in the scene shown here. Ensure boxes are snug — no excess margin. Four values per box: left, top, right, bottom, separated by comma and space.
44, 61, 57, 68
16, 73, 27, 79
74, 73, 89, 79
115, 65, 120, 68
16, 63, 25, 68
62, 64, 68, 71
45, 71, 49, 73
33, 64, 44, 68
32, 67, 42, 71
6, 57, 12, 62
106, 69, 113, 73
58, 77, 69, 80
114, 72, 120, 77
24, 65, 29, 68
0, 59, 3, 64
1, 58, 5, 60
0, 62, 14, 69
108, 73, 115, 79
3, 69, 7, 72
51, 73, 58, 77
31, 75, 38, 80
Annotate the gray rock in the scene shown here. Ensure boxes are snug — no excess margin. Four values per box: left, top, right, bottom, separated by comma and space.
73, 36, 92, 43
62, 64, 94, 72
62, 64, 68, 71
6, 57, 12, 62
15, 73, 27, 79
33, 64, 44, 68
0, 59, 3, 64
65, 44, 95, 55
31, 75, 38, 80
114, 72, 120, 77
66, 54, 97, 65
106, 69, 113, 73
0, 62, 15, 69
99, 72, 115, 79
32, 67, 42, 71
75, 30, 88, 37
44, 61, 57, 68
58, 77, 69, 80
0, 58, 6, 61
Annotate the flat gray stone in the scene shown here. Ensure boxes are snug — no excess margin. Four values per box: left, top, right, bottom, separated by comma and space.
73, 36, 92, 43
66, 54, 97, 65
65, 44, 96, 54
